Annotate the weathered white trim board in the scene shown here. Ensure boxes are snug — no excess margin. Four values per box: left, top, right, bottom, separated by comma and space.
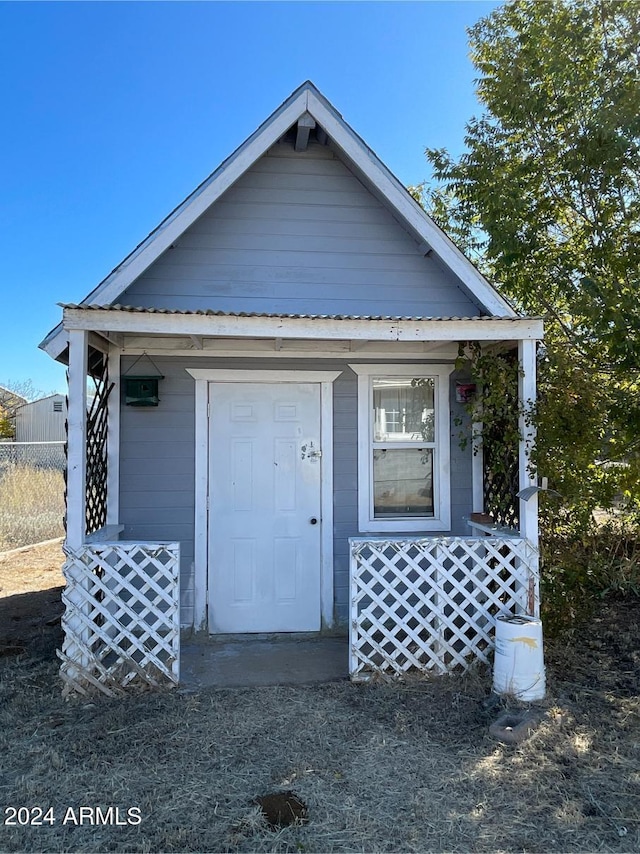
120, 338, 462, 360
518, 339, 538, 551
66, 330, 88, 551
192, 378, 209, 630
186, 368, 342, 384
518, 338, 540, 616
63, 308, 543, 342
319, 379, 335, 628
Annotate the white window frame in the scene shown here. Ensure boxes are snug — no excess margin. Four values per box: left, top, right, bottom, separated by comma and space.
350, 364, 453, 533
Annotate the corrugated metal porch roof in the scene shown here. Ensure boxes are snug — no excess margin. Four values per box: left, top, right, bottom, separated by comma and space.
60, 304, 540, 323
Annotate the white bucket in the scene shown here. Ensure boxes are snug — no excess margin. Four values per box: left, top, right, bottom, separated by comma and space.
493, 614, 545, 701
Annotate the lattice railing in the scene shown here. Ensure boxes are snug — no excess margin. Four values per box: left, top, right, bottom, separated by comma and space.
59, 540, 180, 697
350, 536, 538, 681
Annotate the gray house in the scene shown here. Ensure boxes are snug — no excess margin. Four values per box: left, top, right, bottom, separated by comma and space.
41, 82, 542, 696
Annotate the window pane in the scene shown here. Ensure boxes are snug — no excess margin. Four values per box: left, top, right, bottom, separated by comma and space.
373, 448, 434, 517
373, 378, 435, 442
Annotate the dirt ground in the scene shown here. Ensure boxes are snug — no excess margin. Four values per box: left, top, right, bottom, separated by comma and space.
0, 540, 65, 597
0, 540, 64, 652
0, 542, 638, 853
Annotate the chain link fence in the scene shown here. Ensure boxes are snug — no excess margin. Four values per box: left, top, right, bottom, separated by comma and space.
0, 442, 66, 472
0, 442, 66, 550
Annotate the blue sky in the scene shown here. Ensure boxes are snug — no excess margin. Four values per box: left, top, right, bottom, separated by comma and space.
1, 0, 499, 395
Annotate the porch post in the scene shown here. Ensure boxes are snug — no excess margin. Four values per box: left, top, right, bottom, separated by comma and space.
518, 339, 538, 545
66, 329, 88, 549
518, 338, 540, 615
60, 328, 93, 684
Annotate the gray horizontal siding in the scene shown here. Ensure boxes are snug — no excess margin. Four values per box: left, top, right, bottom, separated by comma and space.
118, 356, 473, 629
121, 140, 481, 317
119, 357, 196, 626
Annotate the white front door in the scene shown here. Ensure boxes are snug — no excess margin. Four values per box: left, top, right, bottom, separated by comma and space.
208, 382, 322, 633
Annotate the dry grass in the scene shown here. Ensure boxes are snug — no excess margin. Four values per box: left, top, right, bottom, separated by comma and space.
0, 591, 638, 853
0, 465, 65, 550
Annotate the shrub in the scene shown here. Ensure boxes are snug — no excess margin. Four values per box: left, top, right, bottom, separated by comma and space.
0, 465, 65, 550
541, 510, 640, 635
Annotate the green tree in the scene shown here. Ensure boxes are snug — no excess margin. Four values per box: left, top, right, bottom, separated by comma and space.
419, 0, 640, 516
0, 415, 12, 440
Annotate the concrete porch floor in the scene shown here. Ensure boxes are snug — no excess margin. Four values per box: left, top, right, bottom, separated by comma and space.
180, 635, 349, 689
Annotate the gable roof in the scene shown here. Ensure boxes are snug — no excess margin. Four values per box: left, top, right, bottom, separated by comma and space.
41, 81, 516, 358
14, 392, 65, 411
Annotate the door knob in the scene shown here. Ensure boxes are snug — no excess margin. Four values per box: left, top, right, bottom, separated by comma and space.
310, 517, 318, 525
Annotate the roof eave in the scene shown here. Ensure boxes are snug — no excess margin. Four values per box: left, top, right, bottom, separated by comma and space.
39, 322, 68, 361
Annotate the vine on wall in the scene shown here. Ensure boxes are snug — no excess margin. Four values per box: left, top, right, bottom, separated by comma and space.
455, 342, 522, 527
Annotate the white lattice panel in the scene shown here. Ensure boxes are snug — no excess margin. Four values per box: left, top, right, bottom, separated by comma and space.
350, 537, 537, 681
59, 541, 180, 697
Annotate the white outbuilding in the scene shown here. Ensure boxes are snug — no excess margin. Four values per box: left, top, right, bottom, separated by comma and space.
14, 394, 67, 442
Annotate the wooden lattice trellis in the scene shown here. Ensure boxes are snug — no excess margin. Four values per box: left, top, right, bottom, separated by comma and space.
86, 349, 114, 535
481, 351, 520, 529
483, 441, 520, 529
59, 541, 180, 697
349, 536, 538, 681
63, 347, 114, 536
